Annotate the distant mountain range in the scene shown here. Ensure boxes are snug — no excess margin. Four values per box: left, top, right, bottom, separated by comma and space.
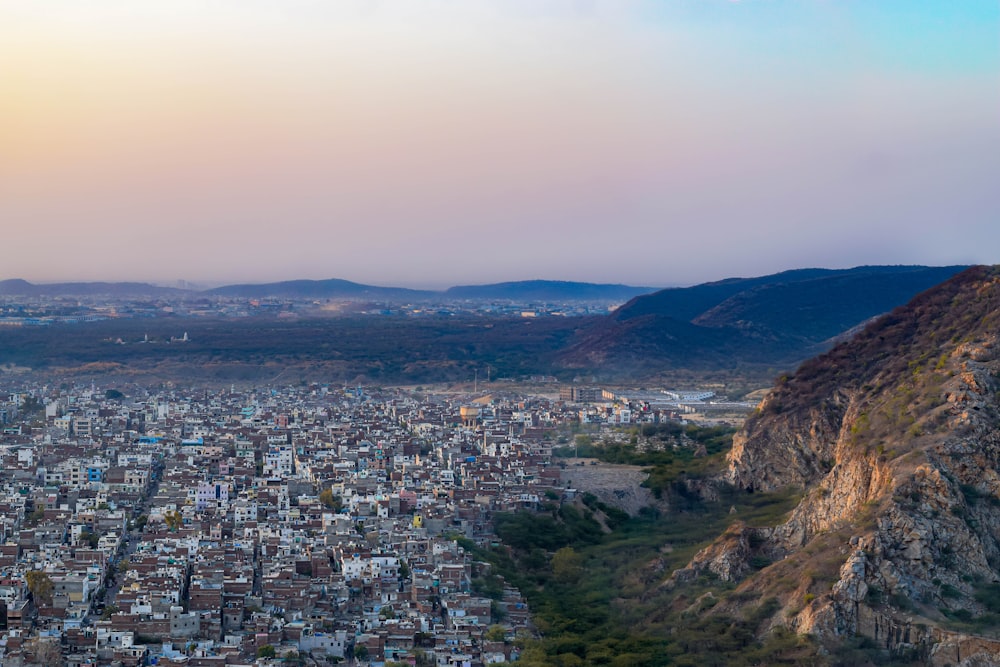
204, 279, 436, 300
0, 277, 656, 302
444, 280, 654, 302
0, 265, 977, 384
0, 279, 185, 298
557, 265, 970, 376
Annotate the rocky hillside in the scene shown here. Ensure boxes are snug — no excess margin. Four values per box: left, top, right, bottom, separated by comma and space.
676, 266, 1000, 664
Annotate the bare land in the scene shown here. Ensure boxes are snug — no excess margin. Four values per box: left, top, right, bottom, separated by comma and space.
559, 458, 657, 516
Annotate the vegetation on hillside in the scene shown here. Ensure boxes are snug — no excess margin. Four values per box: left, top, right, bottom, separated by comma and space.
462, 428, 831, 666
559, 265, 968, 377
553, 423, 736, 499
761, 266, 1000, 423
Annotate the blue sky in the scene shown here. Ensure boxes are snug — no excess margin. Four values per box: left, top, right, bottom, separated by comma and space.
1, 0, 997, 287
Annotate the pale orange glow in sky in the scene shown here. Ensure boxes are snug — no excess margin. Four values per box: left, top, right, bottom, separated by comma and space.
2, 1, 998, 286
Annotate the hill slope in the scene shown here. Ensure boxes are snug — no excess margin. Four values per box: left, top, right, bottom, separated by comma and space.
204, 278, 435, 300
674, 265, 1000, 660
559, 265, 968, 377
0, 279, 185, 297
444, 280, 655, 302
206, 278, 654, 302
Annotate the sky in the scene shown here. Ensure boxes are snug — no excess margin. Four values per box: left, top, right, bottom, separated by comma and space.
1, 0, 998, 288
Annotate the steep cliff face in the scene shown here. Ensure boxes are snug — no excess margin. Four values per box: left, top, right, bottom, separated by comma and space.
686, 267, 1000, 664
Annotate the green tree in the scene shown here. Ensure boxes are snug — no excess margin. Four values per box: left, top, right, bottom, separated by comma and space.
25, 571, 54, 607
19, 396, 43, 416
164, 510, 183, 531
319, 488, 342, 511
257, 644, 277, 659
104, 389, 125, 400
491, 599, 507, 623
512, 642, 549, 667
353, 644, 369, 661
485, 624, 507, 642
551, 546, 583, 584
25, 505, 45, 527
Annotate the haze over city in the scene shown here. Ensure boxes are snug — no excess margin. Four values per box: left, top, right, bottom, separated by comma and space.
2, 0, 998, 288
5, 5, 1000, 666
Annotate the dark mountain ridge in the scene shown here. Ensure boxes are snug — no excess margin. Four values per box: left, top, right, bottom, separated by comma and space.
559, 265, 969, 377
614, 267, 845, 322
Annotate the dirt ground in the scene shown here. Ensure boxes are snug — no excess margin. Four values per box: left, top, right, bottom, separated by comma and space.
559, 458, 657, 515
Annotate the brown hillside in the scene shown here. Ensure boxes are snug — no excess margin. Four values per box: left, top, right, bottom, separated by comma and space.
680, 266, 1000, 663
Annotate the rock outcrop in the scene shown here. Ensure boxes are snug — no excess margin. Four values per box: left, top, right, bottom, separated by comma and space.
668, 521, 757, 586
680, 267, 1000, 663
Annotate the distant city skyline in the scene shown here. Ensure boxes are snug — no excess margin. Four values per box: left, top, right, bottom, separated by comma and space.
2, 1, 997, 288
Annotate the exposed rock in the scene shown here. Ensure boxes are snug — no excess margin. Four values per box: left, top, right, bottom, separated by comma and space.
929, 640, 1000, 667
675, 267, 1000, 661
667, 522, 755, 586
832, 550, 869, 604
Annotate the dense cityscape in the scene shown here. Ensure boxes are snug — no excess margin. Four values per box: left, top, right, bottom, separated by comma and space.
0, 381, 736, 666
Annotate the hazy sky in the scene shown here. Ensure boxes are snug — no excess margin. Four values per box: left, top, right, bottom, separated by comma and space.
2, 1, 998, 288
